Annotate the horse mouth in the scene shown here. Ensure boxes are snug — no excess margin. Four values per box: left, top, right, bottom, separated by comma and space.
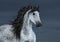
36, 22, 42, 27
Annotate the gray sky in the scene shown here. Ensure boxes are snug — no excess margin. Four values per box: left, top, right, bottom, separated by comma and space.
0, 0, 60, 42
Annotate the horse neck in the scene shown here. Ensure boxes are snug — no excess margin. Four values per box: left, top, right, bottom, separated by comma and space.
22, 13, 33, 32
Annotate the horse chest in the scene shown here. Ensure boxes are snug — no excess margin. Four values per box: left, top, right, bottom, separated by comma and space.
20, 29, 35, 41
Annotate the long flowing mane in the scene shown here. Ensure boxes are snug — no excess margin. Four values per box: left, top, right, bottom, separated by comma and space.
12, 5, 39, 39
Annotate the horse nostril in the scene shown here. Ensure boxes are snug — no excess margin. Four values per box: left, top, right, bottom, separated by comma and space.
36, 22, 42, 27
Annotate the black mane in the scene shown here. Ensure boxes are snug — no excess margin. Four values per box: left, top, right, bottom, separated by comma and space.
12, 5, 39, 39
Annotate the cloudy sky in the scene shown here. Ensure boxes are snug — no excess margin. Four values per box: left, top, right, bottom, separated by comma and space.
0, 0, 60, 42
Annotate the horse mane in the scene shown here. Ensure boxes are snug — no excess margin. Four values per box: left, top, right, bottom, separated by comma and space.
12, 5, 39, 39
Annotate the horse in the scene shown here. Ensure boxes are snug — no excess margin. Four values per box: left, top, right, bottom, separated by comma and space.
0, 5, 42, 42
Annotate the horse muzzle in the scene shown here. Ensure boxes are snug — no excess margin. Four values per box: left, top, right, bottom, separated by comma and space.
36, 21, 42, 27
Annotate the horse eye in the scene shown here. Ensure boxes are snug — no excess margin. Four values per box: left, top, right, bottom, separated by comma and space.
33, 13, 35, 15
